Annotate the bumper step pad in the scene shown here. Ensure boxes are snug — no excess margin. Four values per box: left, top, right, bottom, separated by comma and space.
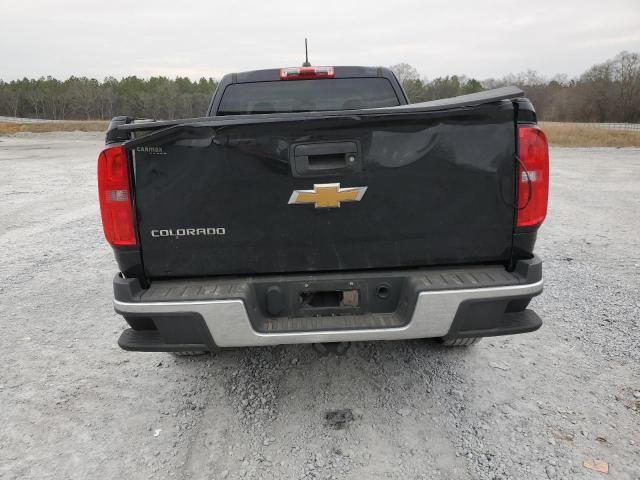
118, 329, 208, 352
264, 312, 405, 333
447, 309, 543, 339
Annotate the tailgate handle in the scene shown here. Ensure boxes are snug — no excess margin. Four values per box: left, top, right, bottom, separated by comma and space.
292, 141, 361, 177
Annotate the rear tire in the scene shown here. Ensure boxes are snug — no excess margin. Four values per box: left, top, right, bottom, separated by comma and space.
440, 337, 482, 347
172, 351, 209, 356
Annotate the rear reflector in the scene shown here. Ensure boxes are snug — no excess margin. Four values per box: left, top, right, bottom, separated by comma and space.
97, 146, 136, 246
517, 126, 549, 228
279, 66, 335, 80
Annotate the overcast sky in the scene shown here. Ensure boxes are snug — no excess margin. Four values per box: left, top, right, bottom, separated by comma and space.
1, 0, 639, 81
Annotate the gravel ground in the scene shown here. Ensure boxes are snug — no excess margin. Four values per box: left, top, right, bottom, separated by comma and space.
0, 132, 638, 480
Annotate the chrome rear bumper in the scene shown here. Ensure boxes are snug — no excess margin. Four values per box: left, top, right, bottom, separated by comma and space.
114, 278, 543, 348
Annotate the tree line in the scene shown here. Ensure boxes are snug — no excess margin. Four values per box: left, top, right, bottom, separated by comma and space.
392, 50, 640, 123
0, 76, 217, 121
0, 51, 638, 122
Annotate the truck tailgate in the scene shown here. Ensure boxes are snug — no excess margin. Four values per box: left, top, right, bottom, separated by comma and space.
131, 100, 517, 277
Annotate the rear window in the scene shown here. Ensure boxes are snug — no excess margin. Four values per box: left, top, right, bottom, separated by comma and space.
217, 78, 400, 115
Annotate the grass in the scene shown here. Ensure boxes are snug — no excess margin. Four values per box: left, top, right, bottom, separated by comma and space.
1, 119, 639, 148
540, 122, 640, 148
0, 120, 109, 135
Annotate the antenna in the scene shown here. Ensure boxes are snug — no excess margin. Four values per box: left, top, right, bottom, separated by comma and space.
302, 38, 311, 67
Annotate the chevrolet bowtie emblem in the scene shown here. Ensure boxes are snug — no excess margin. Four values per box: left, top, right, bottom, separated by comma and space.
288, 183, 368, 208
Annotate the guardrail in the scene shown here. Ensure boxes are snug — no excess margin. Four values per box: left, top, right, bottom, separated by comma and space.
3, 116, 640, 132
0, 116, 61, 123
542, 122, 640, 132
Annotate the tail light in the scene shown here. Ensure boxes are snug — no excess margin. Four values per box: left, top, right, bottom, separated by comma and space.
517, 126, 549, 228
97, 146, 137, 246
279, 66, 335, 80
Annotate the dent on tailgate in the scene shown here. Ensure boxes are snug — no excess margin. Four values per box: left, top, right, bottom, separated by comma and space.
130, 93, 520, 278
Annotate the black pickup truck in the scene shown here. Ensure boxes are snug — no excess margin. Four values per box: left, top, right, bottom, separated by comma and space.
99, 65, 548, 354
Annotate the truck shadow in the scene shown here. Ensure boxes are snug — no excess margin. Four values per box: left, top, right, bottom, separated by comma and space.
175, 338, 480, 477
174, 337, 477, 420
